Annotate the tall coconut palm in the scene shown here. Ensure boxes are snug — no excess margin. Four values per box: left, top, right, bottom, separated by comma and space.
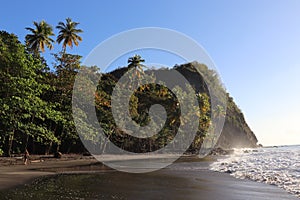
25, 20, 55, 55
56, 18, 83, 53
127, 55, 148, 90
128, 54, 145, 70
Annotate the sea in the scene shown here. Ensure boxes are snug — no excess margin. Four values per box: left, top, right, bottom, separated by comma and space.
210, 145, 300, 198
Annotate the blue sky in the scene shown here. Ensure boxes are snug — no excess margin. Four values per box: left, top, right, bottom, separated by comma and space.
1, 0, 300, 146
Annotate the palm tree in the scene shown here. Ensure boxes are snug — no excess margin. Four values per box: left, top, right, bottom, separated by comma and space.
56, 18, 83, 53
128, 54, 145, 70
25, 20, 55, 54
126, 55, 147, 89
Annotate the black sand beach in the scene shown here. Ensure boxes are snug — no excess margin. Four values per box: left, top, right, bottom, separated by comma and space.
0, 156, 298, 200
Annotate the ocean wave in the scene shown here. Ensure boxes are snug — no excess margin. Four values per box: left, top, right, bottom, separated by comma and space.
209, 146, 300, 198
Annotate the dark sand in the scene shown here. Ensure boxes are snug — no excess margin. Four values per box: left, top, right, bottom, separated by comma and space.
0, 155, 298, 200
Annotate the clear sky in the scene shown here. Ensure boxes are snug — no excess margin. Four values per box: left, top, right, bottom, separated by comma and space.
1, 0, 300, 146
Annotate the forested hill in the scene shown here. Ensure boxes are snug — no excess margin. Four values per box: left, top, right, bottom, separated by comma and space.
108, 63, 258, 150
0, 29, 257, 157
174, 63, 258, 149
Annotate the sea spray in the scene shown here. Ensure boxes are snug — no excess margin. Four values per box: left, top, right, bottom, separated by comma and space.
210, 145, 300, 198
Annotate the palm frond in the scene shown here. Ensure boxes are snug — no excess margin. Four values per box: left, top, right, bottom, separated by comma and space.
56, 18, 83, 52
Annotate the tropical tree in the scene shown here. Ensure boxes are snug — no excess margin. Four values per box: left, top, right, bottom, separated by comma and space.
214, 105, 225, 119
0, 31, 61, 156
128, 54, 145, 70
56, 18, 83, 53
51, 53, 83, 153
25, 20, 55, 55
127, 54, 148, 90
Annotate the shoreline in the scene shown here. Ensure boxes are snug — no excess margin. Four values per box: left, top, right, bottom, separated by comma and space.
0, 155, 298, 199
0, 154, 208, 190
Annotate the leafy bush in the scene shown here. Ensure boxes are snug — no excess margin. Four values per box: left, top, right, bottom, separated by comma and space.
0, 149, 4, 156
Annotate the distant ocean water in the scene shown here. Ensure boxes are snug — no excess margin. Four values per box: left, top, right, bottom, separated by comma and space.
210, 145, 300, 198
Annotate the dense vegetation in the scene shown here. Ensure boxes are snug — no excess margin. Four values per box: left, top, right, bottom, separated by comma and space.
0, 19, 257, 156
90, 64, 212, 154
0, 19, 85, 156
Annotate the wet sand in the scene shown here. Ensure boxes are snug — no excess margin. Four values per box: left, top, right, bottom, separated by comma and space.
0, 155, 298, 199
0, 156, 103, 190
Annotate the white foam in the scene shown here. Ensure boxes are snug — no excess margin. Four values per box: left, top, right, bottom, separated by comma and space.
210, 146, 300, 198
